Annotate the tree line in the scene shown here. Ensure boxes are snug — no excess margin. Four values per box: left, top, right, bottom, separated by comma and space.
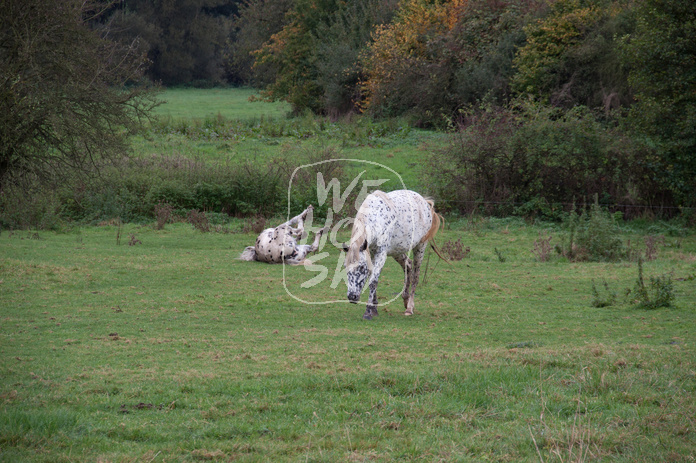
1, 0, 694, 221
109, 0, 694, 213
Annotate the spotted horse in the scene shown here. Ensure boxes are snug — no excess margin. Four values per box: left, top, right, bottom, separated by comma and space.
240, 206, 327, 265
343, 190, 446, 320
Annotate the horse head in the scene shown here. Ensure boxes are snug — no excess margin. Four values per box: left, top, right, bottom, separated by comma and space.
343, 239, 370, 303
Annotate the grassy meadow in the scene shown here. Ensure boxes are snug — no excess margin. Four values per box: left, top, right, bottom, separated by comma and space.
152, 88, 292, 121
1, 88, 695, 462
134, 87, 441, 191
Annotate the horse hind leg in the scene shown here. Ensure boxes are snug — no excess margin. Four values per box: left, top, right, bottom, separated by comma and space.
285, 205, 314, 238
405, 243, 427, 316
394, 254, 412, 313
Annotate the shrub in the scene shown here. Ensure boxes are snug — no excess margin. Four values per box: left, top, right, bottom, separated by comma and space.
644, 234, 665, 261
558, 201, 624, 262
441, 238, 469, 261
575, 202, 625, 261
0, 182, 64, 231
629, 258, 675, 309
154, 202, 173, 230
532, 231, 553, 262
187, 210, 210, 233
56, 156, 289, 224
424, 101, 674, 219
242, 216, 268, 235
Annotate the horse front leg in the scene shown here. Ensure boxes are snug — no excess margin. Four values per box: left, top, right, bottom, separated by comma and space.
363, 250, 387, 320
292, 226, 328, 264
405, 243, 427, 316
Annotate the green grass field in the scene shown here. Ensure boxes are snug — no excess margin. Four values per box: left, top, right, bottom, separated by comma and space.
1, 219, 695, 462
1, 89, 695, 462
152, 87, 291, 121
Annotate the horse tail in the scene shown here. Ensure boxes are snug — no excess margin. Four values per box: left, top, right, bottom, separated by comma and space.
422, 199, 452, 266
239, 246, 258, 261
429, 242, 451, 265
421, 199, 444, 244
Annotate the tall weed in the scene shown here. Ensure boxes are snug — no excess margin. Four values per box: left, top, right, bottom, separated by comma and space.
628, 258, 675, 309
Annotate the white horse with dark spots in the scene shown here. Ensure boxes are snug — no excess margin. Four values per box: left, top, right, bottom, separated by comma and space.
240, 205, 327, 265
343, 190, 444, 320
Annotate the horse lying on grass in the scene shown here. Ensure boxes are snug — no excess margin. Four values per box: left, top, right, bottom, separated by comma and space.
240, 206, 327, 265
343, 190, 446, 320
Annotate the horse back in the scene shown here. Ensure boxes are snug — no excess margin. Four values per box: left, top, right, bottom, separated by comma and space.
361, 190, 436, 253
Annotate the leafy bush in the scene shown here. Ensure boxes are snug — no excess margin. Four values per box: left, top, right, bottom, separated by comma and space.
51, 156, 289, 224
0, 182, 64, 231
187, 210, 211, 233
154, 202, 173, 230
1, 112, 414, 229
424, 101, 673, 219
576, 202, 625, 261
149, 112, 411, 147
644, 234, 665, 261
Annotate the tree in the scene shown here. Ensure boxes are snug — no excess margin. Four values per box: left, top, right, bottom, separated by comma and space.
621, 0, 696, 207
313, 0, 398, 116
252, 0, 398, 115
108, 0, 236, 85
254, 0, 344, 114
227, 0, 293, 86
512, 0, 634, 110
0, 0, 158, 191
360, 0, 539, 124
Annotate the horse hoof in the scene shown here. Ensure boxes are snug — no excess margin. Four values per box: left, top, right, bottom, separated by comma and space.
362, 314, 373, 320
404, 312, 413, 316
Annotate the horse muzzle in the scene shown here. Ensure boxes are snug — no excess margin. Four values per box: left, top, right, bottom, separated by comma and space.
347, 293, 360, 303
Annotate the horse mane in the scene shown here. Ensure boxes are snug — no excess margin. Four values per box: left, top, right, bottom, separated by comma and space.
420, 198, 444, 244
346, 211, 371, 268
371, 190, 394, 207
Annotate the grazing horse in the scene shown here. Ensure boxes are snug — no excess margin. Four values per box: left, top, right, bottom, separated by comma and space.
240, 206, 326, 265
343, 190, 444, 320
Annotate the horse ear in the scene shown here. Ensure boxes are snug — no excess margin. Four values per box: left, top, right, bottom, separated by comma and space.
360, 240, 368, 252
